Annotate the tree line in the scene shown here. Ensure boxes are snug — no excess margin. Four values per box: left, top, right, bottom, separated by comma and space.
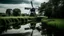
6, 8, 30, 16
6, 8, 21, 16
38, 0, 64, 18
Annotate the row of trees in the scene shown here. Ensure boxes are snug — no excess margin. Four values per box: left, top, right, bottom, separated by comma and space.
6, 8, 21, 16
39, 0, 64, 18
6, 8, 32, 16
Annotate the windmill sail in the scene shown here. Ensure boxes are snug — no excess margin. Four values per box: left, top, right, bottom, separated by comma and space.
25, 1, 34, 10
25, 7, 31, 10
31, 1, 34, 8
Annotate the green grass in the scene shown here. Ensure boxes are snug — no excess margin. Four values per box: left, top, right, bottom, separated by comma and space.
47, 19, 64, 29
0, 16, 35, 19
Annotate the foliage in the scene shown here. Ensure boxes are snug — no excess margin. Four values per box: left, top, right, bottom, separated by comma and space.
13, 8, 21, 16
21, 13, 29, 16
6, 9, 12, 16
39, 0, 64, 18
47, 19, 64, 29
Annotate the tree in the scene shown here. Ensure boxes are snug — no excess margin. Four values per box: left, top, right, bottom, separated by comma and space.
38, 2, 46, 16
50, 0, 64, 18
6, 9, 12, 16
39, 0, 64, 18
39, 2, 52, 18
13, 8, 21, 16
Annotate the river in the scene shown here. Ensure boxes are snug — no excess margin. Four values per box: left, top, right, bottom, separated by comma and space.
1, 23, 47, 36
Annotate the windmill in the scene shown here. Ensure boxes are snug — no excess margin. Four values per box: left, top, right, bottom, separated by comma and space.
25, 1, 38, 16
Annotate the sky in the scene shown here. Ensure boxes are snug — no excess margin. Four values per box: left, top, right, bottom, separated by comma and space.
0, 0, 49, 14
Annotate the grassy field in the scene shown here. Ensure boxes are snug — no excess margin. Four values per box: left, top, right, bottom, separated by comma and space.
46, 19, 64, 30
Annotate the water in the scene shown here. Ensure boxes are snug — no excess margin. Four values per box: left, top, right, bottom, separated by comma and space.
1, 23, 43, 36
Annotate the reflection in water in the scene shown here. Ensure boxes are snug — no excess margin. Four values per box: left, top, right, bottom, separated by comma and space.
1, 23, 43, 36
0, 20, 55, 36
2, 23, 31, 34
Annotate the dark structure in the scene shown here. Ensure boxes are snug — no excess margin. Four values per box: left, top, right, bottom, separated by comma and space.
30, 8, 36, 16
25, 1, 36, 16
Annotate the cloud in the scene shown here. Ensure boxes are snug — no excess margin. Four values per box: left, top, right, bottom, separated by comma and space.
0, 3, 32, 8
34, 0, 49, 3
0, 0, 31, 4
0, 0, 49, 4
0, 6, 5, 8
0, 4, 31, 14
0, 0, 49, 14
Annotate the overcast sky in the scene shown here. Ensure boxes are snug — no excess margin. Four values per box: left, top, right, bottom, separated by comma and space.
0, 0, 49, 14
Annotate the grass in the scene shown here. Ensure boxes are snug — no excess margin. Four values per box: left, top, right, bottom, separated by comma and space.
0, 16, 35, 19
47, 19, 64, 29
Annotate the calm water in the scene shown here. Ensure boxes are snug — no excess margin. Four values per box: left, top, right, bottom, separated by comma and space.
1, 23, 45, 36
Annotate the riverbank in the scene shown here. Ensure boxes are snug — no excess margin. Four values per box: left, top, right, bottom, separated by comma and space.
41, 18, 64, 36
